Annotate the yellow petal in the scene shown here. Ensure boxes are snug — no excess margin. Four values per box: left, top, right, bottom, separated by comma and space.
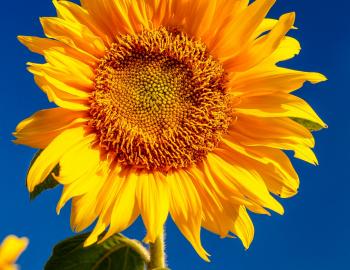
230, 115, 315, 148
13, 107, 87, 149
136, 172, 169, 243
128, 0, 151, 31
205, 0, 249, 52
182, 0, 217, 39
203, 201, 254, 249
192, 162, 269, 216
266, 36, 301, 64
220, 138, 300, 197
235, 92, 327, 128
168, 170, 209, 261
213, 0, 276, 58
70, 172, 106, 232
41, 70, 91, 98
55, 139, 101, 213
27, 48, 94, 92
255, 17, 297, 36
206, 152, 284, 214
190, 163, 256, 247
70, 161, 111, 233
224, 12, 295, 72
42, 49, 94, 82
146, 0, 170, 28
53, 0, 112, 45
57, 168, 100, 215
26, 127, 90, 192
228, 116, 319, 164
40, 17, 105, 57
229, 66, 327, 95
0, 235, 28, 264
189, 164, 225, 211
17, 35, 97, 66
84, 218, 108, 247
81, 0, 135, 39
255, 18, 278, 36
200, 160, 270, 215
28, 62, 92, 91
35, 71, 90, 100
82, 163, 117, 246
33, 75, 89, 111
230, 206, 255, 249
99, 168, 139, 242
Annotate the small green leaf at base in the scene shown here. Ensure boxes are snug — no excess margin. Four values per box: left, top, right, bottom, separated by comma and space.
45, 233, 146, 270
291, 118, 326, 132
27, 150, 60, 200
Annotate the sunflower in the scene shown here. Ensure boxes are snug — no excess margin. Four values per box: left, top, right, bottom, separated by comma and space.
15, 0, 326, 260
0, 235, 28, 270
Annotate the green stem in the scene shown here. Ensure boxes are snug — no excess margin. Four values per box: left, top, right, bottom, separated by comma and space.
120, 237, 150, 264
148, 230, 167, 270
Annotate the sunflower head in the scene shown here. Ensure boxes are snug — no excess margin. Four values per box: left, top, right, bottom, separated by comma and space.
15, 0, 326, 261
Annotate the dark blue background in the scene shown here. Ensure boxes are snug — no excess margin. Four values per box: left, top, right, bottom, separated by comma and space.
1, 1, 348, 269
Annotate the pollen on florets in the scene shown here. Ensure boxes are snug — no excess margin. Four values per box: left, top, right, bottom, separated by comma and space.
89, 27, 231, 170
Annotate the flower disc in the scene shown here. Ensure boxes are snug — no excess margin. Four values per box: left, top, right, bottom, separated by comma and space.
90, 28, 230, 170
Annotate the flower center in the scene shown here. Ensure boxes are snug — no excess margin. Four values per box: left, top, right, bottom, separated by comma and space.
89, 28, 230, 171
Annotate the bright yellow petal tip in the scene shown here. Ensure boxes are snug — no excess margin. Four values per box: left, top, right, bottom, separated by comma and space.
0, 235, 28, 269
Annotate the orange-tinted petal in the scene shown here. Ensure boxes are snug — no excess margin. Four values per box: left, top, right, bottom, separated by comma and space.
40, 17, 105, 57
14, 108, 87, 149
224, 12, 295, 72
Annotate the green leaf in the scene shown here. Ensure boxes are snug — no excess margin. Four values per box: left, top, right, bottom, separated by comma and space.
291, 118, 326, 132
27, 150, 60, 200
45, 233, 146, 270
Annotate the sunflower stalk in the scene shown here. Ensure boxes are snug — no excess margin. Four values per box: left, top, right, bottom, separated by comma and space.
148, 230, 167, 270
119, 237, 151, 264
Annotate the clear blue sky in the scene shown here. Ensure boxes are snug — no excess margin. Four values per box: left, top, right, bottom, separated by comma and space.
1, 1, 349, 269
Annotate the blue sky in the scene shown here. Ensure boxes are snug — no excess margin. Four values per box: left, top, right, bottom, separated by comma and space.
1, 0, 349, 269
